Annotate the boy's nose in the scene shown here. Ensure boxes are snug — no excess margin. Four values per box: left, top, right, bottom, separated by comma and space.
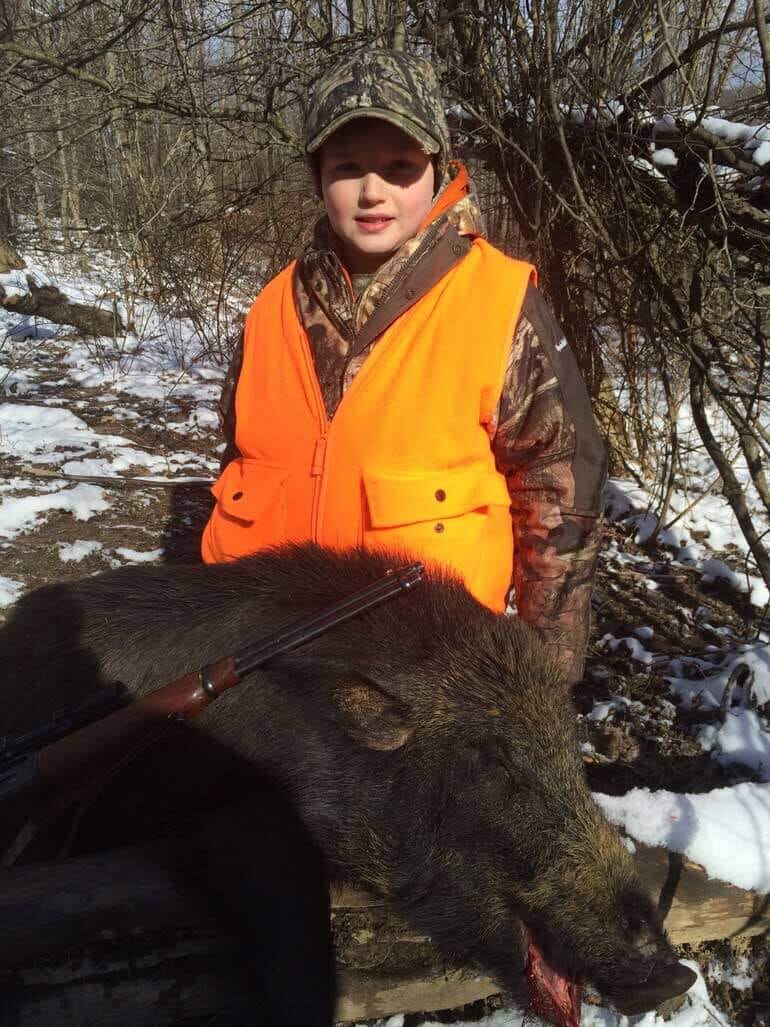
359, 173, 385, 203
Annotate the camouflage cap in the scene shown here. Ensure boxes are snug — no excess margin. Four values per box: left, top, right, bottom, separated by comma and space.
304, 49, 451, 182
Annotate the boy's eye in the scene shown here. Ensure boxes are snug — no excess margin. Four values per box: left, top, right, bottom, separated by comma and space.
334, 161, 359, 174
389, 159, 417, 173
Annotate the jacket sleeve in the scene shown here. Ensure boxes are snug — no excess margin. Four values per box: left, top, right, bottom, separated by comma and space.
491, 284, 608, 684
217, 332, 244, 473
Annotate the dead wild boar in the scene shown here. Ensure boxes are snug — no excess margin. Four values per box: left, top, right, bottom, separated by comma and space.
0, 542, 696, 1018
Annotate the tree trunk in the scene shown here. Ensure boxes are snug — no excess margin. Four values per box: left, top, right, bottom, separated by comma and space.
690, 360, 770, 590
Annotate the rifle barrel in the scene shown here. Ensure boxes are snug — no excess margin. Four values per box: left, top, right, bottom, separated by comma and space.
234, 561, 423, 678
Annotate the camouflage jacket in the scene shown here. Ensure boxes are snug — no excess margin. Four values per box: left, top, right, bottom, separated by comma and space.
218, 193, 607, 684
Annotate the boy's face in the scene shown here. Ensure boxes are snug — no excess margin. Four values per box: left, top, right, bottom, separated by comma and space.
319, 119, 436, 274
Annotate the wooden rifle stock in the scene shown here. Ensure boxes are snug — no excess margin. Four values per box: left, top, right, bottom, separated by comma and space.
0, 561, 424, 818
36, 656, 239, 794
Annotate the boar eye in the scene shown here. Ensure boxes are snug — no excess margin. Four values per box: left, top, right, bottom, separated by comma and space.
482, 739, 512, 765
476, 741, 516, 782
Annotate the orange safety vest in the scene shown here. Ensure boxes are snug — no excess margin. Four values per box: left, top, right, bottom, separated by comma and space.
202, 236, 535, 611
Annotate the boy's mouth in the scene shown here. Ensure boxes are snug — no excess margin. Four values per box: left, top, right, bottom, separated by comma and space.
355, 215, 394, 233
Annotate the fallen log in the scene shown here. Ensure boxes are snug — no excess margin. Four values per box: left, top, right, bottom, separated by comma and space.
0, 242, 125, 338
0, 841, 766, 1024
0, 279, 125, 338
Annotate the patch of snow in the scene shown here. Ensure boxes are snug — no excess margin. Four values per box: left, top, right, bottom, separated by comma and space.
651, 147, 678, 167
700, 558, 768, 609
698, 709, 770, 782
0, 367, 39, 396
113, 547, 163, 564
2, 317, 59, 342
0, 262, 52, 300
594, 783, 770, 891
0, 575, 24, 608
627, 155, 667, 179
172, 407, 220, 431
58, 539, 103, 563
600, 634, 655, 665
0, 484, 109, 540
690, 114, 770, 149
588, 696, 632, 722
605, 479, 770, 610
707, 955, 754, 991
0, 403, 131, 463
668, 642, 770, 709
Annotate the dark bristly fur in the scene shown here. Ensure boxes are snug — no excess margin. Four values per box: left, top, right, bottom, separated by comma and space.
0, 543, 694, 1017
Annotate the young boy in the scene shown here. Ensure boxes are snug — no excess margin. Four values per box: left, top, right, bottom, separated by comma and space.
202, 49, 607, 686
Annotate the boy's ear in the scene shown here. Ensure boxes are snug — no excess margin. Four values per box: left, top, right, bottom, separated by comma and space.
330, 675, 413, 751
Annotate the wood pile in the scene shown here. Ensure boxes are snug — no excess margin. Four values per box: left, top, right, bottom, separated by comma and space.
0, 840, 766, 1025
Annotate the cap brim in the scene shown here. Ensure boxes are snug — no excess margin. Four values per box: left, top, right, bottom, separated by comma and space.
305, 109, 440, 157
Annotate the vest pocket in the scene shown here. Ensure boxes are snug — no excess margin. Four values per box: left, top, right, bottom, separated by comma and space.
208, 458, 289, 558
362, 462, 510, 573
364, 463, 509, 528
362, 463, 512, 607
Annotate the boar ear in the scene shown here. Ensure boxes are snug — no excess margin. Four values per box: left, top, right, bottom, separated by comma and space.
331, 677, 413, 751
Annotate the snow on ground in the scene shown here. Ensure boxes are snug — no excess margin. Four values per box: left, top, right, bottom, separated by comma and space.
0, 481, 109, 540
596, 783, 770, 891
0, 403, 134, 463
58, 539, 103, 562
113, 545, 164, 563
0, 263, 222, 546
0, 261, 52, 299
0, 574, 23, 608
605, 479, 769, 610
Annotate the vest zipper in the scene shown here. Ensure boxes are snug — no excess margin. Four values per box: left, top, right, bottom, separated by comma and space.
294, 299, 330, 541
307, 221, 443, 542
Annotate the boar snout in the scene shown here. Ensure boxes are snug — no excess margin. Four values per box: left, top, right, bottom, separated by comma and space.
604, 960, 697, 1015
589, 895, 697, 1014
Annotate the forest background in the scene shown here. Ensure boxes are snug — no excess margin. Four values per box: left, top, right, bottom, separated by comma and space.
0, 0, 769, 593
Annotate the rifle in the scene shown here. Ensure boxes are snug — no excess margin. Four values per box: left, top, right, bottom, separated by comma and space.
0, 561, 424, 823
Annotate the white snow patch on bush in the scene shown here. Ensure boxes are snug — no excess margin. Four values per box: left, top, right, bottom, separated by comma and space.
652, 147, 678, 167
693, 114, 770, 148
